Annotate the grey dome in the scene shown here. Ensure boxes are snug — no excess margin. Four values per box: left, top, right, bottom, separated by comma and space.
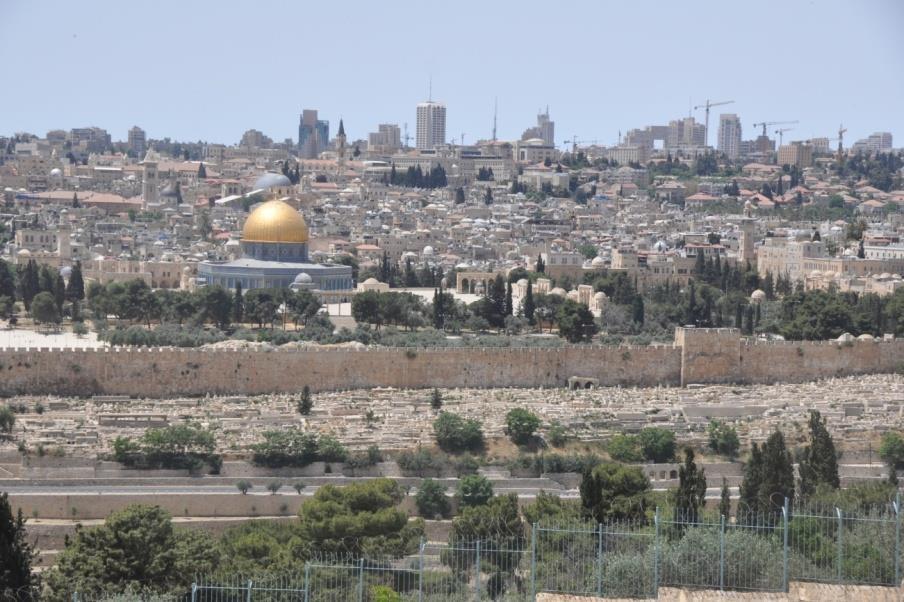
294, 272, 313, 284
254, 172, 292, 190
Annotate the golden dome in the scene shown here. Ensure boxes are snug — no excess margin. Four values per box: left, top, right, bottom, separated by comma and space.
241, 199, 309, 243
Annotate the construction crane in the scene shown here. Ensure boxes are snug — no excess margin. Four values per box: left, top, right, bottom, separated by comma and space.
402, 123, 411, 149
775, 128, 794, 147
562, 137, 599, 154
693, 99, 734, 147
752, 120, 798, 137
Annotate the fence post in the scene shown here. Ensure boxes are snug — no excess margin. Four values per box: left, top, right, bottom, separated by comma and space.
782, 497, 790, 593
191, 583, 198, 602
895, 491, 901, 587
475, 540, 481, 601
653, 507, 660, 597
530, 523, 537, 600
72, 593, 78, 602
246, 579, 253, 602
419, 538, 425, 602
835, 507, 843, 583
304, 563, 310, 602
719, 513, 725, 591
596, 522, 604, 597
358, 558, 365, 602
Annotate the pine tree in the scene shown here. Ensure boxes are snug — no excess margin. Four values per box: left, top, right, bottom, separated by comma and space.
797, 410, 840, 497
298, 385, 313, 415
523, 280, 535, 325
758, 430, 795, 512
233, 282, 244, 324
0, 492, 37, 600
719, 477, 731, 519
674, 447, 707, 523
504, 281, 513, 317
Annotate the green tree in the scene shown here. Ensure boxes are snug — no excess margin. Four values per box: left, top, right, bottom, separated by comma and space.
430, 387, 443, 411
195, 285, 232, 329
631, 295, 645, 325
879, 432, 904, 484
232, 282, 244, 324
65, 261, 85, 301
0, 406, 14, 435
797, 410, 840, 498
446, 494, 523, 573
297, 479, 424, 558
297, 385, 313, 415
504, 408, 540, 445
758, 430, 795, 513
18, 260, 39, 310
674, 448, 707, 523
607, 434, 643, 462
43, 505, 219, 600
523, 280, 535, 325
236, 480, 252, 494
433, 411, 484, 453
555, 299, 597, 343
457, 474, 494, 508
707, 420, 740, 458
738, 442, 763, 518
30, 291, 60, 325
638, 427, 676, 462
415, 478, 451, 518
0, 258, 16, 300
580, 462, 650, 523
0, 491, 37, 601
719, 477, 731, 519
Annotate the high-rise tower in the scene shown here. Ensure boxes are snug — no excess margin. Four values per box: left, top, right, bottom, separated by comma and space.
416, 101, 446, 150
717, 114, 742, 160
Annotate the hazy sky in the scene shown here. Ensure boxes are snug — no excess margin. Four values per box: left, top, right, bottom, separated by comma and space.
2, 0, 902, 148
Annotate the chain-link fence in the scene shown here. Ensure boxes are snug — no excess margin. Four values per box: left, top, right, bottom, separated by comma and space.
64, 494, 903, 601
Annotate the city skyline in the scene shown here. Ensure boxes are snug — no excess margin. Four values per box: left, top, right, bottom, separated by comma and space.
1, 0, 902, 147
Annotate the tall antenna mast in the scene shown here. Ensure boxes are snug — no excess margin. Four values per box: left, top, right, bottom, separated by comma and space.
428, 76, 432, 102
492, 97, 498, 142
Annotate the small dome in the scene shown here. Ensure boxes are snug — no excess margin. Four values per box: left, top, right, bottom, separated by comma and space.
594, 291, 607, 301
517, 278, 528, 286
550, 287, 567, 296
751, 289, 766, 302
591, 256, 605, 267
183, 266, 192, 274
49, 168, 62, 177
59, 266, 72, 278
810, 270, 823, 278
363, 277, 380, 285
294, 272, 313, 284
422, 245, 434, 255
160, 182, 180, 197
17, 248, 30, 256
254, 172, 292, 190
857, 334, 875, 341
653, 240, 668, 252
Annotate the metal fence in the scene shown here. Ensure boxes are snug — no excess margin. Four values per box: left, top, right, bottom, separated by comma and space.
69, 494, 903, 601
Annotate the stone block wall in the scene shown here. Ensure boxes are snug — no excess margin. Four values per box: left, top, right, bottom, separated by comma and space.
0, 330, 901, 397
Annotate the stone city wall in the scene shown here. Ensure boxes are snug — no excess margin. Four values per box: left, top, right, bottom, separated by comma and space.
0, 329, 901, 397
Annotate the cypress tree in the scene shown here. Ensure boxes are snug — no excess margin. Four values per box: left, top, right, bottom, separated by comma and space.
674, 447, 707, 523
523, 280, 535, 325
535, 254, 545, 274
298, 385, 313, 415
738, 442, 763, 519
504, 281, 513, 317
19, 260, 39, 310
798, 410, 840, 497
0, 492, 37, 600
685, 280, 697, 326
53, 272, 65, 312
719, 477, 731, 519
233, 282, 244, 324
758, 430, 795, 512
632, 295, 644, 325
0, 258, 16, 300
65, 261, 85, 301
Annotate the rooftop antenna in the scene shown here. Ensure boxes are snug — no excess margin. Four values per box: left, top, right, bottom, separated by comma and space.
492, 97, 498, 142
428, 76, 432, 102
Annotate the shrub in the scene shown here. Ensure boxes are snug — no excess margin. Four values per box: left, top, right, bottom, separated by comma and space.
251, 429, 347, 467
547, 421, 568, 447
607, 434, 643, 463
397, 447, 445, 477
638, 427, 676, 462
0, 406, 14, 434
708, 420, 740, 458
112, 423, 219, 472
433, 412, 484, 453
430, 388, 443, 410
416, 478, 451, 518
505, 408, 541, 445
457, 474, 493, 508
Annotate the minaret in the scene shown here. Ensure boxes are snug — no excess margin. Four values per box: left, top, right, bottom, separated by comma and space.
336, 118, 347, 183
141, 148, 159, 209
